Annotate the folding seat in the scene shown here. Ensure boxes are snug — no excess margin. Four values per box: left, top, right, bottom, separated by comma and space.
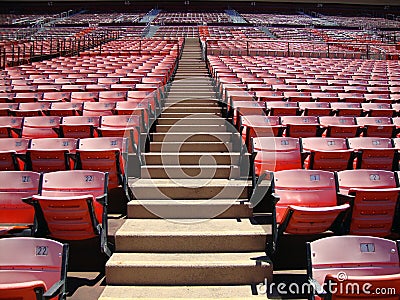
0, 171, 40, 234
23, 170, 111, 256
0, 116, 23, 138
301, 137, 353, 171
21, 116, 61, 139
76, 138, 130, 198
0, 93, 14, 103
337, 169, 400, 237
60, 116, 100, 139
230, 101, 264, 125
36, 85, 61, 93
98, 77, 119, 85
48, 102, 83, 117
284, 92, 312, 102
115, 101, 151, 130
14, 92, 41, 103
337, 92, 365, 103
83, 102, 115, 116
265, 101, 300, 116
26, 138, 77, 173
246, 83, 272, 91
0, 237, 68, 299
347, 137, 396, 171
252, 137, 302, 178
135, 84, 162, 99
98, 91, 127, 103
299, 102, 331, 116
311, 92, 340, 103
0, 138, 29, 171
0, 103, 17, 116
367, 86, 390, 94
42, 91, 70, 102
365, 93, 392, 103
331, 102, 363, 117
307, 236, 400, 299
12, 85, 37, 94
281, 116, 321, 138
254, 169, 349, 253
356, 117, 395, 138
11, 102, 50, 117
296, 85, 321, 93
361, 103, 395, 117
321, 85, 344, 93
127, 90, 158, 116
240, 115, 284, 150
85, 84, 109, 92
254, 91, 285, 102
70, 91, 98, 103
97, 115, 141, 154
319, 116, 359, 138
61, 85, 86, 92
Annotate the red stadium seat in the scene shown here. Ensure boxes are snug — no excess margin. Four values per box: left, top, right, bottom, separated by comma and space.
319, 116, 359, 138
356, 117, 395, 138
0, 138, 29, 171
0, 171, 40, 234
21, 117, 60, 139
281, 116, 321, 137
24, 170, 110, 255
302, 137, 353, 171
307, 236, 400, 300
60, 116, 99, 139
337, 169, 399, 237
0, 237, 68, 300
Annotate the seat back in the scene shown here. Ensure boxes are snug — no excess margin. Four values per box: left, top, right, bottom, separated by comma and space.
27, 138, 77, 172
319, 116, 358, 138
347, 137, 395, 170
281, 116, 320, 137
0, 237, 67, 299
38, 170, 108, 240
302, 137, 352, 171
273, 169, 337, 223
22, 117, 60, 139
77, 138, 127, 189
308, 236, 400, 286
253, 137, 301, 174
356, 117, 394, 138
337, 169, 398, 236
0, 138, 29, 170
60, 116, 100, 138
0, 171, 40, 225
0, 116, 23, 138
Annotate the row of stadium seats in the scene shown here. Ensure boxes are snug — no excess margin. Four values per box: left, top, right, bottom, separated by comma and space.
252, 169, 400, 253
250, 136, 400, 176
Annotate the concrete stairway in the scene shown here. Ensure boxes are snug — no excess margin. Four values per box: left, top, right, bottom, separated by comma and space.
100, 38, 272, 299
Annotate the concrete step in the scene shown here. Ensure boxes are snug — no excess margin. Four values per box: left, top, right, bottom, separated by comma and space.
143, 152, 239, 165
106, 252, 272, 285
129, 178, 250, 200
141, 165, 236, 179
160, 112, 221, 118
164, 103, 218, 108
149, 142, 231, 152
157, 118, 226, 125
162, 107, 221, 114
99, 285, 265, 299
164, 99, 218, 105
127, 199, 252, 219
150, 132, 233, 143
155, 124, 228, 133
114, 219, 269, 252
167, 92, 216, 97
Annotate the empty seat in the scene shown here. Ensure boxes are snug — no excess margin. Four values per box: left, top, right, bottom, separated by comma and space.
27, 138, 77, 173
48, 102, 83, 116
356, 117, 395, 138
348, 137, 397, 171
24, 170, 111, 255
319, 116, 359, 138
42, 91, 70, 102
240, 115, 284, 150
21, 117, 60, 139
98, 91, 127, 102
0, 138, 29, 171
255, 169, 349, 253
281, 116, 321, 138
331, 102, 363, 117
70, 91, 98, 103
302, 137, 353, 171
265, 101, 300, 116
76, 138, 130, 198
299, 102, 331, 116
337, 169, 400, 237
83, 102, 115, 116
60, 116, 99, 139
0, 237, 68, 299
252, 137, 302, 177
0, 171, 40, 234
362, 103, 395, 117
0, 116, 22, 138
307, 236, 400, 299
11, 102, 50, 117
